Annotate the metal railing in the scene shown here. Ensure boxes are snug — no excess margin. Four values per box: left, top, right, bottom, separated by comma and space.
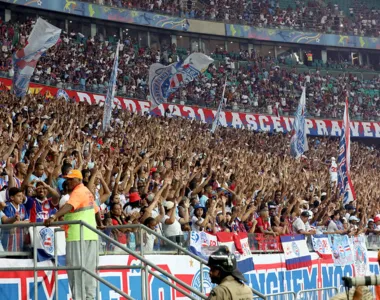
253, 291, 296, 299
296, 287, 339, 299
0, 221, 208, 300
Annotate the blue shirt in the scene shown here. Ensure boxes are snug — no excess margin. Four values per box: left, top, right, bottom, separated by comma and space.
24, 197, 58, 223
3, 202, 29, 221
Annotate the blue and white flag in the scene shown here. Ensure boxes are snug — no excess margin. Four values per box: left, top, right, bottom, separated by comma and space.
189, 231, 218, 260
211, 77, 227, 133
13, 18, 61, 97
290, 87, 308, 158
337, 97, 356, 205
280, 234, 312, 270
29, 226, 66, 265
328, 234, 354, 267
102, 42, 120, 131
56, 89, 69, 101
351, 235, 369, 276
149, 53, 213, 109
311, 234, 332, 259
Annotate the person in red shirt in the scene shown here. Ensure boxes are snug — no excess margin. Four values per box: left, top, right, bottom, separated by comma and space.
255, 206, 276, 236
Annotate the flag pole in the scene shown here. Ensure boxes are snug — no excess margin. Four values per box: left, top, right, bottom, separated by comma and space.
211, 75, 228, 134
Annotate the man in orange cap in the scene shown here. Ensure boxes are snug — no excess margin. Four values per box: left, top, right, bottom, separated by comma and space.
44, 170, 103, 300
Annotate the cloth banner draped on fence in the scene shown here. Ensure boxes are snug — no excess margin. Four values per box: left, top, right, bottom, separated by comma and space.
12, 18, 61, 97
311, 234, 333, 259
280, 234, 312, 270
328, 234, 355, 267
351, 235, 370, 276
190, 231, 254, 273
148, 53, 213, 109
28, 226, 66, 265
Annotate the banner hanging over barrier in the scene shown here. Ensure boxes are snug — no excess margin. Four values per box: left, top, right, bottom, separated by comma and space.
2, 77, 380, 138
0, 252, 379, 300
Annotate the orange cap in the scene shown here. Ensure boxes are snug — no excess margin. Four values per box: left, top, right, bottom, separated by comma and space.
64, 170, 83, 180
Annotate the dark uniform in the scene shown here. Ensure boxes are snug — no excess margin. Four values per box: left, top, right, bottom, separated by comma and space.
207, 247, 253, 300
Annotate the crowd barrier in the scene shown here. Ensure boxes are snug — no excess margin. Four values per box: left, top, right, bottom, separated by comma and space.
0, 222, 380, 299
2, 77, 380, 137
2, 223, 380, 257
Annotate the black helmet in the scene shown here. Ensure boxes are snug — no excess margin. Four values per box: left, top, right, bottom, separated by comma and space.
207, 246, 236, 273
207, 246, 248, 282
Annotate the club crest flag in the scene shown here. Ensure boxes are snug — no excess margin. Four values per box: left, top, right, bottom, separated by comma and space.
280, 235, 312, 270
12, 18, 61, 97
29, 226, 66, 265
148, 53, 213, 109
328, 234, 354, 267
290, 87, 308, 158
311, 234, 333, 259
337, 97, 356, 205
189, 231, 218, 260
216, 232, 254, 273
351, 235, 370, 276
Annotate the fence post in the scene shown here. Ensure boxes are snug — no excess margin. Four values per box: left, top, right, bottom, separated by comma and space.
80, 223, 85, 299
200, 262, 204, 294
33, 225, 38, 300
54, 229, 59, 300
140, 227, 146, 300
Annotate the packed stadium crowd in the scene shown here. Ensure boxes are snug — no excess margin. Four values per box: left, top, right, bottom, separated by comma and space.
82, 0, 380, 37
0, 19, 380, 121
0, 85, 379, 253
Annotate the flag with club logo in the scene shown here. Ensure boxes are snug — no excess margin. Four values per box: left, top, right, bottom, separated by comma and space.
29, 226, 66, 265
102, 42, 120, 131
328, 234, 354, 267
149, 53, 213, 109
290, 87, 308, 158
189, 231, 218, 260
311, 234, 333, 259
12, 18, 61, 97
337, 97, 356, 205
216, 232, 254, 273
351, 235, 369, 276
280, 234, 312, 270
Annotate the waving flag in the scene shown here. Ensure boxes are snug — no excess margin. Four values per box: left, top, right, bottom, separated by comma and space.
290, 87, 308, 158
12, 18, 61, 97
280, 234, 312, 270
211, 77, 227, 133
102, 42, 120, 131
311, 234, 333, 259
337, 98, 356, 205
149, 53, 213, 109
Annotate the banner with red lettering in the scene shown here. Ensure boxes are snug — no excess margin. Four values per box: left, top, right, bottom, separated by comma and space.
1, 77, 380, 138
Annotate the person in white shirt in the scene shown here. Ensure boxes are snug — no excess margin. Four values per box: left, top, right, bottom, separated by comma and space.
161, 200, 189, 246
143, 217, 158, 253
292, 211, 316, 235
191, 204, 206, 232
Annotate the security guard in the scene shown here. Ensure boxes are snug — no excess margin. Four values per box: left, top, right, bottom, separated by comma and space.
207, 246, 253, 300
44, 170, 103, 300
